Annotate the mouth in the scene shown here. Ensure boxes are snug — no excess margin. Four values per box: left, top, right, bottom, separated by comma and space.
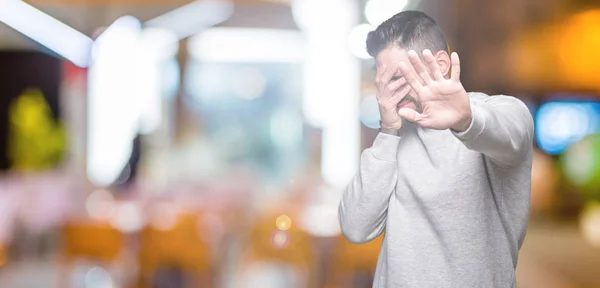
397, 97, 416, 109
397, 100, 413, 109
396, 94, 423, 113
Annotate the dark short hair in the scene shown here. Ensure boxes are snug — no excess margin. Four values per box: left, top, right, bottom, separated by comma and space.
366, 11, 448, 58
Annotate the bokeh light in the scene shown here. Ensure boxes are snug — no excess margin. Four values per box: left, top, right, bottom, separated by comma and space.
556, 10, 600, 90
230, 67, 267, 100
359, 95, 380, 129
348, 24, 374, 59
561, 134, 600, 194
138, 27, 178, 61
580, 203, 600, 248
297, 184, 342, 237
298, 203, 341, 237
84, 266, 114, 288
364, 0, 410, 27
270, 229, 290, 249
87, 16, 143, 187
536, 102, 598, 155
109, 202, 144, 233
275, 215, 292, 231
85, 189, 115, 220
149, 202, 180, 231
530, 149, 559, 214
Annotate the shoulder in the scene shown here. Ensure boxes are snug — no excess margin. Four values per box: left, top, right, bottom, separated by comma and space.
467, 92, 528, 108
468, 92, 534, 134
467, 91, 489, 101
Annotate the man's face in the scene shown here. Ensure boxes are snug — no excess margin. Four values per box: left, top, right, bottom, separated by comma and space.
375, 46, 422, 113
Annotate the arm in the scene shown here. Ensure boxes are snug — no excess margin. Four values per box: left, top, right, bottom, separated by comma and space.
452, 94, 534, 167
338, 132, 400, 244
395, 50, 532, 168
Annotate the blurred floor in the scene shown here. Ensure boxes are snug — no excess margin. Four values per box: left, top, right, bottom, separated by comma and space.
517, 221, 600, 288
0, 259, 59, 288
1, 221, 600, 288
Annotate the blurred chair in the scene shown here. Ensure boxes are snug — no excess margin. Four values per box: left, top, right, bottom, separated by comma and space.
0, 242, 6, 268
325, 234, 384, 288
61, 220, 124, 263
235, 211, 318, 288
59, 220, 125, 287
137, 212, 214, 288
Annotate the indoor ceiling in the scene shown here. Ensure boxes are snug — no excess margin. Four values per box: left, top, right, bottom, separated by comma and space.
0, 0, 296, 49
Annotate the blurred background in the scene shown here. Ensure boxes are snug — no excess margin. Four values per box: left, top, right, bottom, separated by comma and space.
0, 0, 600, 287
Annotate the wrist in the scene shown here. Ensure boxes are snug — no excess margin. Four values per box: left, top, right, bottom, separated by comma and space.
452, 109, 473, 132
379, 120, 402, 130
379, 121, 401, 136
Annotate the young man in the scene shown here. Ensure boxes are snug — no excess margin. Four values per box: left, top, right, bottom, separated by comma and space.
338, 11, 534, 288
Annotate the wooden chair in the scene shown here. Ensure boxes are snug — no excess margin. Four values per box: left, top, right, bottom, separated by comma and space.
59, 220, 125, 287
137, 212, 214, 288
236, 211, 318, 288
0, 242, 6, 268
325, 234, 384, 288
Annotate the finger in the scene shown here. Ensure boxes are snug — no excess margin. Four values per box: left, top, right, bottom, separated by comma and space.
398, 61, 424, 94
375, 64, 387, 84
408, 50, 432, 84
450, 52, 461, 82
397, 108, 428, 124
408, 50, 433, 84
381, 85, 410, 109
386, 77, 407, 94
423, 49, 444, 81
388, 85, 411, 105
381, 66, 396, 89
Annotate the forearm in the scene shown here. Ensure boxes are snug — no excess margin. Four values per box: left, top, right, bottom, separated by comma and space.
338, 133, 399, 243
452, 94, 534, 167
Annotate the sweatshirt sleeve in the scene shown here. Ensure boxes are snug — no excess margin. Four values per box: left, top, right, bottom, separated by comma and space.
338, 132, 400, 244
452, 94, 534, 167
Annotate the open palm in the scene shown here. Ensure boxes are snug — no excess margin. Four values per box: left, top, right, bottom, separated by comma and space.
397, 50, 472, 131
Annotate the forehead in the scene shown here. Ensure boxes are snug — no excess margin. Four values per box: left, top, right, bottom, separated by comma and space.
375, 46, 409, 71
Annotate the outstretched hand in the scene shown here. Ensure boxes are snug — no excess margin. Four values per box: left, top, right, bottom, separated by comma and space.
397, 50, 472, 131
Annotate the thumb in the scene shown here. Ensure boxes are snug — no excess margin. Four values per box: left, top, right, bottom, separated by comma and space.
397, 108, 426, 123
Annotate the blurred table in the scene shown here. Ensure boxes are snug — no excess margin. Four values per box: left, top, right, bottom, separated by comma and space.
517, 220, 600, 288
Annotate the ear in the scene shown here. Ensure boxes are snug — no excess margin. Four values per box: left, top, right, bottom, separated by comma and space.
435, 50, 451, 78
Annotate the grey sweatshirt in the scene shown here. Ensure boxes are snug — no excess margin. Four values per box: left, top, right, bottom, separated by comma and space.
339, 92, 534, 288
